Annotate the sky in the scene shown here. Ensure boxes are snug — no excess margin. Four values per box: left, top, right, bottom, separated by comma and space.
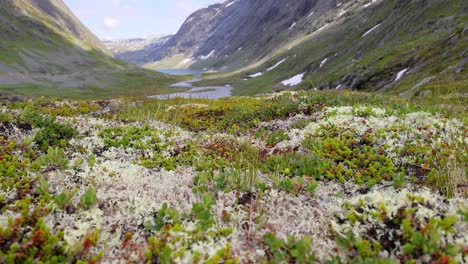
64, 0, 221, 40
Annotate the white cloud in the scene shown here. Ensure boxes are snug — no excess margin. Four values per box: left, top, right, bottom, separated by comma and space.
65, 0, 221, 38
104, 17, 120, 30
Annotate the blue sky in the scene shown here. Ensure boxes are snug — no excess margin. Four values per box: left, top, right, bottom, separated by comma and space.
64, 0, 221, 40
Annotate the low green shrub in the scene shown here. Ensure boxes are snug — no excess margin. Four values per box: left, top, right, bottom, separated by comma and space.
0, 113, 12, 123
0, 217, 69, 263
266, 130, 289, 146
98, 124, 163, 151
262, 233, 315, 263
145, 195, 237, 263
54, 189, 77, 211
34, 147, 69, 170
139, 142, 198, 171
263, 153, 331, 179
332, 190, 466, 263
304, 127, 399, 187
198, 137, 261, 171
80, 188, 98, 210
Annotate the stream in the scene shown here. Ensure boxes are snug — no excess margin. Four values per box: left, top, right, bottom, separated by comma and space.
148, 69, 233, 100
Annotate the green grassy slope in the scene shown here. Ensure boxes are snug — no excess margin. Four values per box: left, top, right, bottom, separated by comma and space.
197, 0, 467, 97
0, 0, 182, 99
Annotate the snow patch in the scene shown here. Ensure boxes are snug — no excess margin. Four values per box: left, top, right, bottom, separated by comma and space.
267, 58, 287, 72
200, 50, 215, 60
181, 58, 192, 64
289, 22, 297, 30
320, 58, 328, 68
338, 9, 348, 17
394, 68, 409, 82
363, 0, 378, 8
362, 24, 381, 37
315, 23, 329, 33
281, 73, 305, 86
177, 58, 194, 67
249, 72, 263, 78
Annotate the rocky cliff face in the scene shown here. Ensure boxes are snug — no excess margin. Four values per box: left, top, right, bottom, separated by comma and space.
201, 0, 467, 97
163, 0, 337, 68
111, 0, 353, 70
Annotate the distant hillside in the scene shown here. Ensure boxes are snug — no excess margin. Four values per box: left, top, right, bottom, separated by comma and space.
196, 0, 467, 97
109, 0, 346, 70
28, 0, 108, 53
0, 0, 179, 99
43, 0, 466, 98
104, 35, 172, 66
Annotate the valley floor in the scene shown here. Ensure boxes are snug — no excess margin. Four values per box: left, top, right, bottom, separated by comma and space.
0, 91, 466, 263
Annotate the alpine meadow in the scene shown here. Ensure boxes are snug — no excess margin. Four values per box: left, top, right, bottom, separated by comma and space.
0, 0, 467, 263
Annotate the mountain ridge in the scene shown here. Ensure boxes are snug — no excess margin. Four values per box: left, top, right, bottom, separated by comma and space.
107, 0, 466, 97
0, 0, 179, 99
108, 0, 350, 70
192, 0, 467, 97
104, 35, 172, 66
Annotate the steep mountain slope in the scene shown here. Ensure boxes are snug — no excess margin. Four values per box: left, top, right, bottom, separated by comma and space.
0, 0, 179, 99
26, 0, 108, 53
114, 0, 356, 70
104, 35, 172, 65
198, 0, 467, 96
165, 0, 341, 71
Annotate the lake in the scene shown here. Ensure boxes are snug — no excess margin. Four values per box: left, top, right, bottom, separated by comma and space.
150, 69, 233, 99
157, 69, 206, 76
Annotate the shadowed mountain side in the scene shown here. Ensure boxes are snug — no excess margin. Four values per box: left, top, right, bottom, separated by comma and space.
195, 0, 467, 97
0, 0, 181, 99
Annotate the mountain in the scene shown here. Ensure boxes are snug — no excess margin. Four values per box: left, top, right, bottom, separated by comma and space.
23, 0, 108, 53
156, 0, 347, 71
0, 0, 178, 99
104, 35, 172, 66
83, 0, 466, 97
196, 0, 467, 96
110, 0, 345, 70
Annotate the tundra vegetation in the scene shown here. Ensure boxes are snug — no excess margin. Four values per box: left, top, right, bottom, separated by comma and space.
0, 91, 466, 263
